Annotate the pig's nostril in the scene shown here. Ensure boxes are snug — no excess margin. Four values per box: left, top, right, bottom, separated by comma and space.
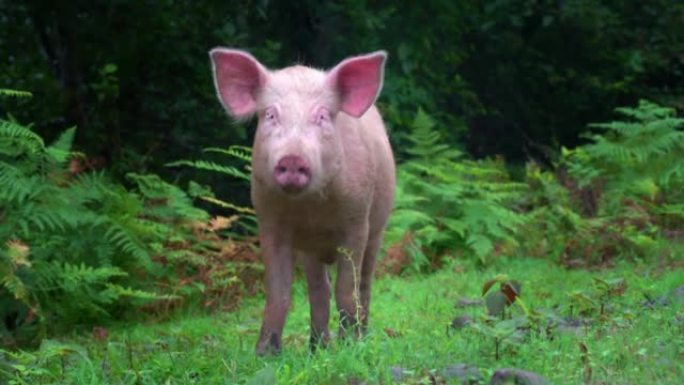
274, 155, 311, 193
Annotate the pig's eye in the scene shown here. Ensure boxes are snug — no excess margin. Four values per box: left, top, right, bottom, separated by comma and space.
313, 107, 331, 126
264, 107, 278, 123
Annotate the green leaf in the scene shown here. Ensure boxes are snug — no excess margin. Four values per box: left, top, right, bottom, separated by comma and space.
247, 366, 277, 385
46, 127, 76, 163
485, 291, 509, 317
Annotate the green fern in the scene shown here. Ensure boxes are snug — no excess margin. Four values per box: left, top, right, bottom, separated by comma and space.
46, 127, 76, 164
523, 100, 684, 264
0, 119, 45, 157
167, 144, 256, 233
127, 172, 209, 222
386, 109, 527, 268
0, 89, 33, 98
564, 100, 684, 207
0, 117, 224, 346
167, 145, 252, 182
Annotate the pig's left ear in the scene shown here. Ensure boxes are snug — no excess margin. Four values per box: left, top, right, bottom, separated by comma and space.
327, 51, 387, 118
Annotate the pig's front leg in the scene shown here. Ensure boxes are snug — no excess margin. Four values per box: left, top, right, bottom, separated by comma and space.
255, 225, 294, 356
335, 222, 369, 339
303, 257, 331, 352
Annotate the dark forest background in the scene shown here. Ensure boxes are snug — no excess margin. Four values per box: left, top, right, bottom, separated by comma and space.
3, 1, 683, 189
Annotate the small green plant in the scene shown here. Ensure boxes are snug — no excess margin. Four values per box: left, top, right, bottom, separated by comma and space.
481, 274, 525, 319
592, 277, 627, 318
470, 318, 522, 361
566, 290, 597, 317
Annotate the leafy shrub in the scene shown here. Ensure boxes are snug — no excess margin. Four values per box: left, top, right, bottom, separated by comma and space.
385, 109, 527, 269
563, 100, 684, 213
521, 100, 684, 264
1, 117, 155, 346
0, 94, 258, 347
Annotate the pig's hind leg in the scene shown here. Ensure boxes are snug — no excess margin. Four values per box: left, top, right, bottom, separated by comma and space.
359, 231, 382, 332
334, 224, 369, 339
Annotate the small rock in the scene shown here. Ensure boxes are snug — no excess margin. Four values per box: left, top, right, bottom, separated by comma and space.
456, 297, 484, 308
442, 363, 482, 384
643, 286, 684, 308
490, 368, 549, 385
641, 294, 670, 308
390, 366, 410, 382
554, 316, 591, 336
450, 315, 473, 330
347, 377, 367, 385
671, 286, 684, 303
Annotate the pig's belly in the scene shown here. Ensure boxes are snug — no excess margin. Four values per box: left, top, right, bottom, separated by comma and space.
291, 225, 345, 264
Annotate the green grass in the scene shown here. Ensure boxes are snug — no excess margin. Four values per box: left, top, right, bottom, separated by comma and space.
2, 257, 683, 384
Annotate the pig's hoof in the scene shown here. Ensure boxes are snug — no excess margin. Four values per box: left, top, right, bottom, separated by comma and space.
255, 331, 281, 356
309, 330, 330, 353
338, 310, 364, 339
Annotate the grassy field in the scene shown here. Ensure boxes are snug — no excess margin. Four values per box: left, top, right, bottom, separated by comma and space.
2, 257, 683, 384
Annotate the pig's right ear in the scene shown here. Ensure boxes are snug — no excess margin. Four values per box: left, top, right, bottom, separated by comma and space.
210, 48, 268, 119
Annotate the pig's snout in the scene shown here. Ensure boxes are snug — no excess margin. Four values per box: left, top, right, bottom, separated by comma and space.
274, 155, 311, 193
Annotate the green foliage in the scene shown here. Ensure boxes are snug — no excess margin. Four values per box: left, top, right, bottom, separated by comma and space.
167, 145, 256, 231
564, 100, 684, 209
4, 1, 683, 183
521, 100, 683, 264
386, 101, 682, 268
0, 116, 258, 347
386, 109, 527, 268
0, 89, 32, 99
0, 119, 138, 345
167, 145, 252, 183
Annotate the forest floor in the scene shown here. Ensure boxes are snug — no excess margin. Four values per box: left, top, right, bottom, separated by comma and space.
3, 257, 683, 384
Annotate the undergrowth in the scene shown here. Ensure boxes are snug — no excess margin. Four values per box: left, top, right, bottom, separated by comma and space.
386, 101, 684, 271
0, 91, 259, 347
1, 257, 682, 384
386, 109, 527, 269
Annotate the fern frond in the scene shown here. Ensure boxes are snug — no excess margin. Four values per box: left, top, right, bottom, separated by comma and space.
166, 159, 250, 181
0, 165, 44, 204
0, 119, 45, 157
199, 196, 255, 214
203, 145, 253, 163
46, 127, 76, 164
104, 222, 151, 267
0, 89, 33, 98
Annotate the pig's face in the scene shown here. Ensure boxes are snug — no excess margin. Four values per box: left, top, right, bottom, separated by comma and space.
252, 67, 342, 195
210, 49, 386, 196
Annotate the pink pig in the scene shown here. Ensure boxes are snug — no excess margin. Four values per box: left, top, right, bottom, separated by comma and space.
210, 48, 395, 355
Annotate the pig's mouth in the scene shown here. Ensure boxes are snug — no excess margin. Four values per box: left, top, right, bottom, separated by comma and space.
277, 176, 311, 195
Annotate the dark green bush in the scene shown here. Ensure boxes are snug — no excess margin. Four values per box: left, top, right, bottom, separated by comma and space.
521, 100, 684, 264
385, 109, 527, 269
0, 92, 257, 347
